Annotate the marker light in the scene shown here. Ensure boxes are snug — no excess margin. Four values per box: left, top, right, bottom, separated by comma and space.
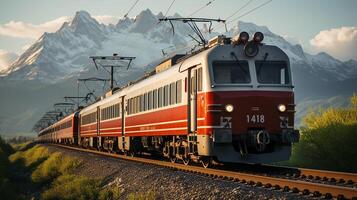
278, 104, 286, 112
253, 32, 264, 43
244, 41, 259, 57
238, 32, 249, 44
225, 104, 234, 112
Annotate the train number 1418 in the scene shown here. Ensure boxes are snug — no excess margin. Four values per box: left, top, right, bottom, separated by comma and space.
246, 114, 265, 123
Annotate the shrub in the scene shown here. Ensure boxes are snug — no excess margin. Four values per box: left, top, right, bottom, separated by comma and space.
32, 152, 80, 183
9, 145, 49, 169
99, 186, 122, 200
290, 95, 357, 172
0, 136, 17, 199
41, 175, 102, 200
128, 190, 156, 200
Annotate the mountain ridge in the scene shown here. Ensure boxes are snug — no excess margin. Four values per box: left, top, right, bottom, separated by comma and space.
0, 9, 356, 135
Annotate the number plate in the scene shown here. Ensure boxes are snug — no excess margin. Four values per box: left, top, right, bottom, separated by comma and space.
246, 114, 265, 124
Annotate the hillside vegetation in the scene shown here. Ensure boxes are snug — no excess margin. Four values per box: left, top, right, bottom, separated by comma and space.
289, 95, 357, 172
0, 141, 150, 199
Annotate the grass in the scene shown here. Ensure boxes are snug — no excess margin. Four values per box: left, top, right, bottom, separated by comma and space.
41, 174, 102, 200
128, 190, 156, 200
9, 145, 49, 169
0, 136, 18, 200
32, 152, 81, 183
1, 141, 124, 199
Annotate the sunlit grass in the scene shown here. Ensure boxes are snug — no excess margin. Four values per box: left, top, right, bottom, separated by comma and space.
32, 152, 81, 183
41, 174, 102, 200
128, 190, 156, 200
9, 145, 49, 168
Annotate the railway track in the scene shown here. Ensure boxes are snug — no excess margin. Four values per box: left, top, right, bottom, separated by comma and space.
50, 144, 357, 199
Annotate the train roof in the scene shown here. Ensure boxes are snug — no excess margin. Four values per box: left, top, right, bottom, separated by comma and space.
79, 35, 290, 114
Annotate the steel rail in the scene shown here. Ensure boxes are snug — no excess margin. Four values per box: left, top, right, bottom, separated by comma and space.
261, 164, 357, 183
50, 144, 357, 199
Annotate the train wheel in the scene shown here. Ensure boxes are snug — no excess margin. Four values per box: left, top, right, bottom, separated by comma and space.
129, 151, 135, 157
170, 156, 177, 163
200, 157, 212, 168
182, 157, 190, 166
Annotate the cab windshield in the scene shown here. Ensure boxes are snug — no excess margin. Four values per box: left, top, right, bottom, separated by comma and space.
212, 61, 251, 84
255, 61, 290, 84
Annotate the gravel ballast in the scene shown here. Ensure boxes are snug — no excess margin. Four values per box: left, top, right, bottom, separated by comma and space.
45, 145, 314, 200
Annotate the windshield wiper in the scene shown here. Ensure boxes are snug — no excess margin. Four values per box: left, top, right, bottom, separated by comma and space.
230, 52, 248, 75
256, 53, 269, 76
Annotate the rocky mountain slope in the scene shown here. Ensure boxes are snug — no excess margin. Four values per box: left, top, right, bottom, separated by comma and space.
0, 9, 356, 135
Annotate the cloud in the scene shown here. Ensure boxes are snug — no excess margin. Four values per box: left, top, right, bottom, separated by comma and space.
310, 26, 357, 61
93, 15, 119, 25
0, 49, 18, 71
0, 16, 72, 39
0, 15, 119, 39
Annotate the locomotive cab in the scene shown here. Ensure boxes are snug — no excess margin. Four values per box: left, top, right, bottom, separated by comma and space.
197, 33, 300, 164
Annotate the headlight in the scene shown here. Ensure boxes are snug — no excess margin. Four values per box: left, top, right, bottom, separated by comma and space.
225, 104, 234, 112
244, 41, 259, 57
253, 32, 264, 43
278, 104, 286, 112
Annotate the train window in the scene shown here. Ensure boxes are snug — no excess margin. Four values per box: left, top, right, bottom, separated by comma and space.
128, 99, 132, 115
164, 85, 169, 106
153, 89, 158, 109
255, 61, 290, 84
112, 105, 117, 118
198, 68, 203, 91
133, 97, 136, 114
212, 61, 250, 84
158, 87, 163, 107
131, 98, 134, 114
116, 103, 120, 117
111, 105, 114, 118
109, 106, 112, 119
137, 96, 140, 113
140, 94, 145, 112
170, 82, 176, 105
148, 91, 153, 110
176, 80, 182, 103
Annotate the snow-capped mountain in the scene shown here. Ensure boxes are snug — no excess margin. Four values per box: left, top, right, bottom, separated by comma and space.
0, 9, 191, 82
0, 9, 356, 135
0, 51, 18, 72
1, 10, 357, 84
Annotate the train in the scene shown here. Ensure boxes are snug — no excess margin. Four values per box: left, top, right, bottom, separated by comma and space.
38, 32, 300, 168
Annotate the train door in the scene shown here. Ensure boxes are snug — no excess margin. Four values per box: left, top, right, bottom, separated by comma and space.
186, 66, 200, 155
118, 96, 129, 151
96, 106, 101, 148
188, 68, 198, 133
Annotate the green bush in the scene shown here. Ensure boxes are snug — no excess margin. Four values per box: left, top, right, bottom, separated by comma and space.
41, 174, 102, 200
0, 136, 17, 200
290, 95, 357, 172
32, 152, 81, 183
99, 186, 122, 200
9, 145, 49, 169
128, 190, 156, 200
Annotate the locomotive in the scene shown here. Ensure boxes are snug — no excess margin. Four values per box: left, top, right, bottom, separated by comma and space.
38, 32, 300, 167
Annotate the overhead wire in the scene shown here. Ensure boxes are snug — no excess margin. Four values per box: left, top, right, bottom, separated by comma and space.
124, 0, 140, 18
164, 0, 177, 17
212, 0, 273, 32
170, 0, 272, 56
187, 0, 216, 17
208, 0, 254, 32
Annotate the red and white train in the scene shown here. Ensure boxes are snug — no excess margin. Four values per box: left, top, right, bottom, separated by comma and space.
38, 32, 299, 167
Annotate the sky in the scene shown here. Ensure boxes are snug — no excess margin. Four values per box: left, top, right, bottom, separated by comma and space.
0, 0, 356, 65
